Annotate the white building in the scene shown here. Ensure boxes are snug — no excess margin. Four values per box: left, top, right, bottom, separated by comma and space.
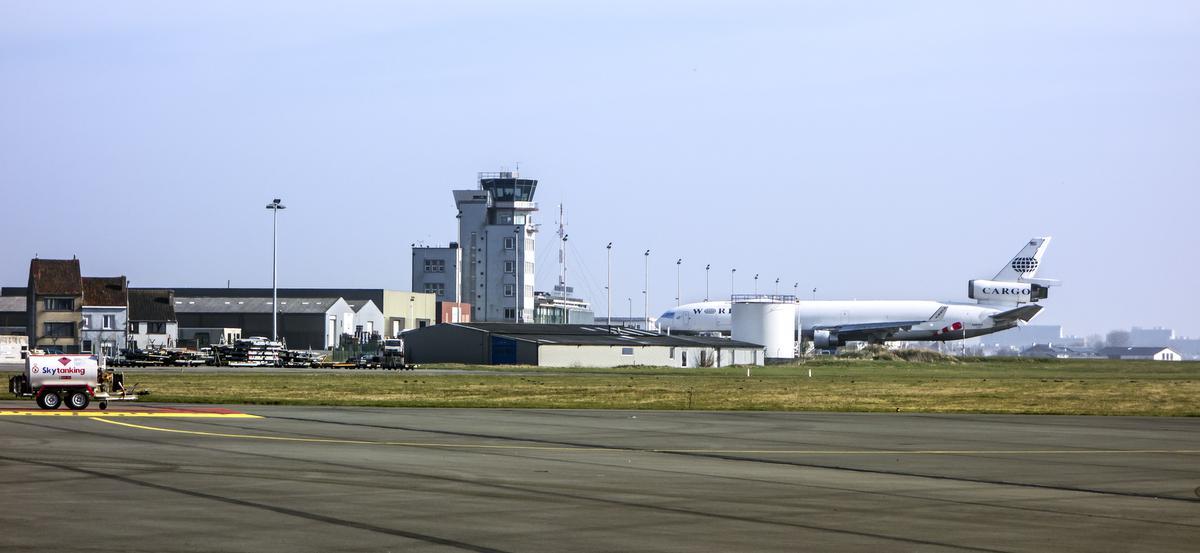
128, 289, 178, 350
1096, 346, 1182, 361
80, 277, 128, 357
347, 299, 384, 341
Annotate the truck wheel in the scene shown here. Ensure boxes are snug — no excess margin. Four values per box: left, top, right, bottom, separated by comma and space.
66, 391, 90, 410
37, 391, 62, 410
99, 400, 108, 410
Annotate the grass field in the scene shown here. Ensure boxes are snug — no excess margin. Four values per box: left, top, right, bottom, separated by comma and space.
8, 358, 1197, 415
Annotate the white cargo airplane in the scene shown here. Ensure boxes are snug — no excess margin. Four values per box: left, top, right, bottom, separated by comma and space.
657, 237, 1059, 348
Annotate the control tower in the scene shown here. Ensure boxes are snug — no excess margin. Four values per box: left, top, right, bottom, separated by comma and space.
453, 172, 538, 322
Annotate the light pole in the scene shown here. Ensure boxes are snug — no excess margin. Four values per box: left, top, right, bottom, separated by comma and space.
754, 274, 759, 295
675, 258, 682, 306
812, 287, 817, 301
775, 278, 780, 296
627, 297, 632, 323
606, 242, 612, 327
643, 250, 650, 329
731, 268, 736, 298
705, 264, 710, 301
793, 282, 799, 298
265, 198, 285, 342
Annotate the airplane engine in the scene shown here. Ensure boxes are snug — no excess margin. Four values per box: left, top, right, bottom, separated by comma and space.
968, 280, 1048, 304
813, 329, 841, 349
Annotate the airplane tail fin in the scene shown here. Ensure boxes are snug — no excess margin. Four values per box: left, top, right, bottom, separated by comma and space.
993, 237, 1051, 282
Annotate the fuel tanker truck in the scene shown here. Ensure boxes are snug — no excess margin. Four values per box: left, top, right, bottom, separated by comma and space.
9, 354, 146, 410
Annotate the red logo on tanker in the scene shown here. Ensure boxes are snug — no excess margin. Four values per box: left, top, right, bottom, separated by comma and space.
59, 357, 71, 366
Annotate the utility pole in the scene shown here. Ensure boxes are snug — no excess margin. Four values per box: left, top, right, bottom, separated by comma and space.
265, 198, 286, 342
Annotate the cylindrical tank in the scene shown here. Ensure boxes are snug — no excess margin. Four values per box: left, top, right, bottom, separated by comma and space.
732, 300, 796, 363
25, 354, 102, 389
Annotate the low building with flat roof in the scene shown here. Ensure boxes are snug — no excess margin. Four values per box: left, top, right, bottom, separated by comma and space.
403, 323, 762, 368
1096, 346, 1182, 361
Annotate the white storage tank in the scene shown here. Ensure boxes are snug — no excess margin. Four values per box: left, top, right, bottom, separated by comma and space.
731, 297, 796, 363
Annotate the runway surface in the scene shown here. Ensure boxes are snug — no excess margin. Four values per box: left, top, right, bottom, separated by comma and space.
1, 401, 1198, 552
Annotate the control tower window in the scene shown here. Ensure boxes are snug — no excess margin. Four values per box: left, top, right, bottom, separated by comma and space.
503, 237, 516, 250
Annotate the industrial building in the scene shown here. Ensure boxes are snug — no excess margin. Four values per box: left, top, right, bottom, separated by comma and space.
169, 288, 438, 343
403, 323, 763, 368
413, 172, 538, 323
1096, 346, 1182, 361
174, 296, 353, 349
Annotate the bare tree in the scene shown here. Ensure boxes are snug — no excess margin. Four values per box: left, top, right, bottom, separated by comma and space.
1106, 330, 1131, 348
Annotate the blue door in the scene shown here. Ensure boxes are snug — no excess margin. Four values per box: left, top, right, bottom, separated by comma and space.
491, 336, 517, 364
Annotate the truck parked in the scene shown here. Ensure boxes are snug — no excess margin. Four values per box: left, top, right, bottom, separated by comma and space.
8, 354, 145, 410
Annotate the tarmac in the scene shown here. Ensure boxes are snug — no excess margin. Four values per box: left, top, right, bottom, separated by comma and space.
1, 402, 1198, 552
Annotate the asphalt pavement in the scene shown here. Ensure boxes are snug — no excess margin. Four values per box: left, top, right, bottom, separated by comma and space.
1, 402, 1198, 552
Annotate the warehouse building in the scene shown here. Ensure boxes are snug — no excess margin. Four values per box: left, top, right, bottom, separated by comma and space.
404, 323, 763, 367
168, 288, 436, 338
174, 296, 353, 349
1096, 346, 1182, 361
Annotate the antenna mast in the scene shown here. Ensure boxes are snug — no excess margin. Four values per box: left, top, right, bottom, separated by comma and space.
557, 204, 567, 299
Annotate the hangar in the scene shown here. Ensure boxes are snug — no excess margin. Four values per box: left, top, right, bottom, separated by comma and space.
403, 323, 763, 368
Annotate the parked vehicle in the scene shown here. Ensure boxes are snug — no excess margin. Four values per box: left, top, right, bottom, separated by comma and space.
8, 354, 146, 410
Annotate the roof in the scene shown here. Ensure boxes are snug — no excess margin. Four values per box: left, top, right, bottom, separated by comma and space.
452, 323, 763, 348
129, 289, 177, 322
346, 299, 379, 313
174, 297, 346, 315
1097, 346, 1175, 356
0, 296, 26, 312
28, 259, 82, 295
82, 277, 128, 307
166, 288, 385, 306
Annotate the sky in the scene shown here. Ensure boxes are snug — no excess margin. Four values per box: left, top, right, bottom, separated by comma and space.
1, 1, 1198, 337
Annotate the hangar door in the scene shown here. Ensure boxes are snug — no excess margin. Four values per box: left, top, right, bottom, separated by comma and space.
490, 336, 518, 364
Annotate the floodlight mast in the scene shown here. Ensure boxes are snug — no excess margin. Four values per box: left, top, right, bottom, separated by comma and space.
265, 198, 286, 342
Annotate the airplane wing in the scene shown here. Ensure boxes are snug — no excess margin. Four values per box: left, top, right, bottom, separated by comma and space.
991, 304, 1043, 324
811, 320, 930, 343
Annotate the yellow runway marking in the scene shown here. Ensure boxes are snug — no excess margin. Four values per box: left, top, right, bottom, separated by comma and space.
92, 418, 1200, 455
0, 411, 262, 419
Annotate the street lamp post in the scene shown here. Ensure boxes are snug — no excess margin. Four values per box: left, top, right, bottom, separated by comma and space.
606, 242, 612, 327
731, 268, 736, 298
643, 250, 650, 329
265, 198, 286, 342
675, 258, 682, 306
754, 274, 759, 295
705, 264, 710, 301
627, 297, 632, 323
775, 278, 780, 296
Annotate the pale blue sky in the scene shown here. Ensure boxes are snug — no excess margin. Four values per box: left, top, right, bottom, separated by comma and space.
2, 1, 1197, 337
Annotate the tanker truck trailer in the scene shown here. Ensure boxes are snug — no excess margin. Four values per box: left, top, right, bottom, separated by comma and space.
8, 354, 146, 410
